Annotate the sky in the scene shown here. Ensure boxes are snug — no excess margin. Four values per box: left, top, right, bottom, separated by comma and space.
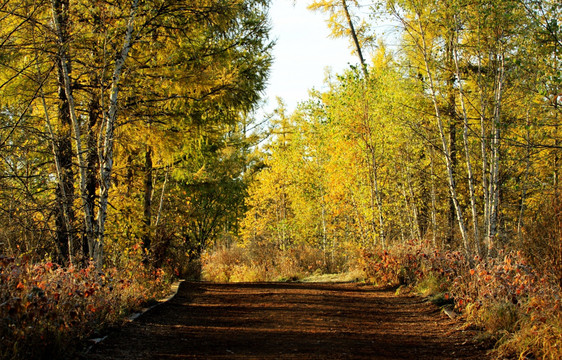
260, 0, 360, 115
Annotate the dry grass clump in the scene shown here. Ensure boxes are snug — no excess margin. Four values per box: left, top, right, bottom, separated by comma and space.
201, 242, 354, 283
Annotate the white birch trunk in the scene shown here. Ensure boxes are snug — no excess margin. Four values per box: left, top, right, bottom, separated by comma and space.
487, 50, 505, 255
391, 5, 470, 255
452, 23, 481, 256
96, 0, 139, 266
401, 181, 415, 240
406, 165, 421, 240
372, 155, 386, 249
477, 38, 490, 256
429, 146, 438, 247
154, 165, 170, 229
414, 14, 470, 255
517, 108, 532, 241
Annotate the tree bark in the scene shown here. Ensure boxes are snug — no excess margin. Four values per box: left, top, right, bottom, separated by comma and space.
445, 31, 458, 247
154, 164, 170, 229
429, 146, 438, 247
96, 0, 139, 267
34, 55, 73, 263
517, 108, 532, 241
341, 0, 368, 78
406, 166, 421, 239
143, 146, 153, 254
371, 151, 386, 248
412, 10, 470, 256
51, 0, 79, 265
452, 23, 482, 256
85, 88, 101, 261
487, 50, 505, 255
476, 23, 490, 256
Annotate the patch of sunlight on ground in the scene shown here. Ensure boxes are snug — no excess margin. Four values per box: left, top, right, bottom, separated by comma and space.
301, 269, 366, 283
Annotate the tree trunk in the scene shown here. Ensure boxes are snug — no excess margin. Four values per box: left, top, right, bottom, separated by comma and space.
553, 41, 559, 202
445, 32, 458, 247
154, 165, 170, 229
517, 108, 532, 241
372, 156, 386, 248
96, 0, 139, 267
85, 89, 101, 261
51, 0, 79, 265
406, 166, 421, 240
35, 61, 72, 263
143, 146, 153, 254
429, 146, 438, 247
452, 25, 482, 256
401, 181, 415, 240
476, 24, 490, 256
341, 0, 368, 78
413, 11, 470, 256
487, 50, 505, 255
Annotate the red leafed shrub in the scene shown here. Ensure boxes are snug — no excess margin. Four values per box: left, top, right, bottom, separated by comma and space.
360, 239, 469, 287
0, 256, 170, 360
360, 240, 562, 360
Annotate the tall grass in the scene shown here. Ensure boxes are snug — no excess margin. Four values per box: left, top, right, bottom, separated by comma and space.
201, 242, 357, 282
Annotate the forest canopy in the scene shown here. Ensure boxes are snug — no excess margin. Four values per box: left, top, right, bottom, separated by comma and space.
239, 0, 561, 263
0, 0, 272, 268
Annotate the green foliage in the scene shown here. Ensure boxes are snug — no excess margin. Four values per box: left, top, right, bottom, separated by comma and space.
0, 0, 272, 265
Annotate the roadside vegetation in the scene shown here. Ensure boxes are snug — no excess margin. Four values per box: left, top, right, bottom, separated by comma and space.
361, 237, 562, 360
0, 256, 171, 359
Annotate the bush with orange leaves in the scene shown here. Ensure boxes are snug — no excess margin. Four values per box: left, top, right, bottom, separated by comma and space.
360, 240, 562, 360
0, 256, 171, 360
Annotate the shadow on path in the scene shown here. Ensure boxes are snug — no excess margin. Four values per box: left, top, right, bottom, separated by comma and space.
84, 282, 491, 359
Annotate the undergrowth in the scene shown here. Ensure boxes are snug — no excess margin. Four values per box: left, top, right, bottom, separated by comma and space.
0, 256, 171, 360
360, 240, 562, 360
201, 242, 358, 282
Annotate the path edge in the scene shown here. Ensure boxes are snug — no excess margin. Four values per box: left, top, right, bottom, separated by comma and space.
85, 279, 184, 352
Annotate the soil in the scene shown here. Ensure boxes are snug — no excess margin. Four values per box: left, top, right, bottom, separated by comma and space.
83, 281, 492, 359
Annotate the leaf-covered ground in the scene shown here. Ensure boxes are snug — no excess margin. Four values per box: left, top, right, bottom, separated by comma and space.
83, 282, 491, 359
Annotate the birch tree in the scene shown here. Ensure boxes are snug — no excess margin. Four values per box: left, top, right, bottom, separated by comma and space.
387, 0, 471, 255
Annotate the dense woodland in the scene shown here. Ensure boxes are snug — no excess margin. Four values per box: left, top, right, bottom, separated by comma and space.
243, 0, 561, 259
0, 0, 561, 359
0, 0, 272, 268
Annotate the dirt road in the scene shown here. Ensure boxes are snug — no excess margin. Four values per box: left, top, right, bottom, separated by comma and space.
84, 282, 491, 359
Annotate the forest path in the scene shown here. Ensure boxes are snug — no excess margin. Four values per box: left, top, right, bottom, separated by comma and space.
84, 281, 491, 359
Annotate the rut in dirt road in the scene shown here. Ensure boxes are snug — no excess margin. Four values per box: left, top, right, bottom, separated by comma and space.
84, 282, 491, 359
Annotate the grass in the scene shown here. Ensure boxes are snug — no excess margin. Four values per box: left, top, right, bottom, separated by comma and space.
301, 269, 366, 283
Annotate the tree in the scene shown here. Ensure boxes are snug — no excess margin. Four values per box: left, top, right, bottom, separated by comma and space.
0, 0, 273, 267
307, 0, 374, 76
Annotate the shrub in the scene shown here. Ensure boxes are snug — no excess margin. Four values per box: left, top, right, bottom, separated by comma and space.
361, 240, 562, 360
0, 256, 171, 360
415, 272, 448, 298
521, 196, 562, 289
